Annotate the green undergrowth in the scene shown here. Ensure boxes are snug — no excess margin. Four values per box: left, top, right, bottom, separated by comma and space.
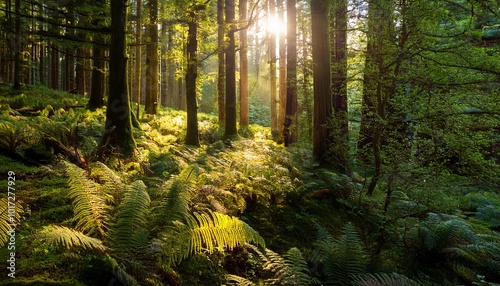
0, 85, 498, 285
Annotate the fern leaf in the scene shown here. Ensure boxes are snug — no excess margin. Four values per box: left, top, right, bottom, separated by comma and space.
161, 210, 265, 266
39, 225, 106, 252
110, 180, 150, 253
90, 161, 124, 199
351, 272, 420, 286
0, 198, 22, 247
65, 162, 109, 237
227, 274, 256, 286
156, 164, 199, 224
103, 254, 140, 286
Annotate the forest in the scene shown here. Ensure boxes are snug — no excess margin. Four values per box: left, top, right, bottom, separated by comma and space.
0, 0, 499, 285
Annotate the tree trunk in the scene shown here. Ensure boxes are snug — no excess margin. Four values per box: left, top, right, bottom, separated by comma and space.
145, 0, 158, 114
185, 14, 200, 146
13, 0, 21, 90
166, 26, 175, 107
134, 0, 142, 118
284, 0, 297, 146
225, 0, 237, 137
277, 0, 286, 141
104, 0, 135, 158
311, 0, 332, 162
239, 0, 249, 128
330, 0, 349, 173
160, 21, 168, 107
50, 45, 59, 90
268, 0, 278, 139
217, 0, 226, 126
88, 45, 106, 109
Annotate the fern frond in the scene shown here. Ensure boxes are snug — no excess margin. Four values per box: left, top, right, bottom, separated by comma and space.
157, 164, 199, 223
103, 254, 140, 286
351, 272, 420, 286
65, 162, 109, 237
161, 210, 265, 266
39, 225, 106, 252
312, 223, 368, 285
110, 180, 150, 253
0, 198, 22, 247
90, 161, 124, 199
227, 274, 256, 286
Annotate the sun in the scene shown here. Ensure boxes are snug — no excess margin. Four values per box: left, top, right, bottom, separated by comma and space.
267, 14, 286, 35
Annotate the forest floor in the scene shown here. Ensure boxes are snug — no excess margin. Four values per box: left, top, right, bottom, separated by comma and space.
0, 85, 498, 285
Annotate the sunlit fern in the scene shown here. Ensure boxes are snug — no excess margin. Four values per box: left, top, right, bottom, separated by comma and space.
38, 225, 106, 252
351, 272, 420, 286
64, 161, 110, 237
109, 180, 150, 254
160, 210, 265, 266
89, 161, 125, 201
310, 223, 369, 285
226, 274, 257, 286
264, 247, 314, 286
0, 121, 36, 152
0, 197, 22, 247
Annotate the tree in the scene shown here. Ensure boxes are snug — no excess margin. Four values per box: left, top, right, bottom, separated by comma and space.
269, 0, 278, 138
88, 0, 107, 110
239, 0, 249, 128
224, 0, 237, 137
330, 0, 349, 173
284, 0, 297, 146
145, 0, 159, 115
134, 0, 142, 118
12, 0, 21, 90
277, 0, 286, 141
311, 0, 332, 163
217, 0, 225, 127
185, 9, 200, 146
103, 0, 135, 157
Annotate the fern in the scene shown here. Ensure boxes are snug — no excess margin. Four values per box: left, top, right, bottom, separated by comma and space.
160, 210, 265, 266
265, 247, 313, 286
65, 162, 109, 237
103, 254, 140, 286
0, 121, 35, 152
311, 223, 369, 285
90, 161, 124, 200
109, 180, 150, 253
0, 197, 22, 247
156, 164, 199, 224
351, 272, 420, 286
39, 225, 106, 252
227, 274, 256, 286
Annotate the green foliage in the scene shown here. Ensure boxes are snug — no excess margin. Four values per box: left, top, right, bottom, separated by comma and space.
39, 225, 106, 252
351, 272, 420, 286
64, 162, 109, 237
109, 180, 150, 253
161, 210, 265, 266
264, 247, 313, 286
311, 223, 369, 285
0, 121, 36, 152
227, 274, 256, 286
0, 197, 22, 247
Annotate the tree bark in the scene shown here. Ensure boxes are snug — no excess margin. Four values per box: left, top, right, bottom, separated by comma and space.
277, 0, 286, 141
311, 0, 332, 161
104, 0, 135, 158
330, 0, 349, 173
217, 0, 226, 126
239, 0, 249, 128
145, 0, 158, 114
134, 0, 142, 118
13, 0, 21, 90
185, 13, 200, 146
284, 0, 297, 146
268, 0, 278, 139
225, 0, 238, 137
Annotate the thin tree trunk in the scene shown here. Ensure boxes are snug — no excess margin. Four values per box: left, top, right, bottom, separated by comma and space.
225, 0, 238, 137
13, 0, 21, 90
239, 0, 249, 128
269, 0, 278, 138
167, 26, 175, 107
217, 0, 226, 126
145, 0, 158, 114
277, 0, 286, 141
135, 0, 142, 118
284, 0, 297, 146
185, 15, 200, 146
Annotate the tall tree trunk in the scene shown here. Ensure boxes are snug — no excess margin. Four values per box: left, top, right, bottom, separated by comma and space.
217, 0, 226, 126
225, 0, 238, 137
13, 0, 21, 90
299, 4, 312, 139
50, 45, 59, 90
160, 21, 168, 107
185, 14, 200, 146
166, 26, 175, 107
311, 0, 332, 162
65, 6, 75, 91
145, 0, 158, 114
104, 0, 135, 157
239, 0, 249, 128
330, 0, 349, 173
89, 45, 106, 109
284, 0, 297, 146
134, 0, 142, 118
277, 0, 286, 141
268, 0, 278, 138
